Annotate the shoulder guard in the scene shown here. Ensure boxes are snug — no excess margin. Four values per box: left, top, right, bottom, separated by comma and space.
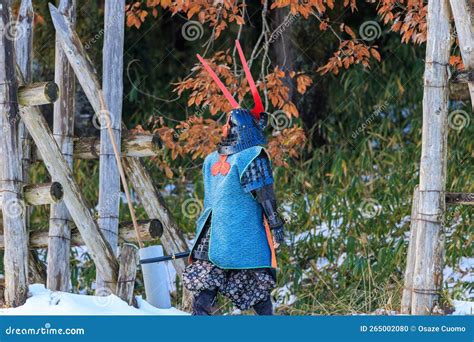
240, 151, 274, 193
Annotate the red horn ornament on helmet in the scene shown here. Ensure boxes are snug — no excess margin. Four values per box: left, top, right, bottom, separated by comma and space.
196, 40, 264, 121
197, 41, 267, 176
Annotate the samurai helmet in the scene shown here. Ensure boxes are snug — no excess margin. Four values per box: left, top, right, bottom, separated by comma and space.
197, 41, 268, 156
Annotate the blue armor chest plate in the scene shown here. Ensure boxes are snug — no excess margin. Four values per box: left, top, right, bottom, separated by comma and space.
190, 146, 273, 269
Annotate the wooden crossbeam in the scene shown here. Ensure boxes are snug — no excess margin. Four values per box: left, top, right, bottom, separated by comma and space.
446, 192, 474, 205
18, 82, 59, 106
0, 220, 163, 249
450, 70, 473, 84
0, 182, 63, 206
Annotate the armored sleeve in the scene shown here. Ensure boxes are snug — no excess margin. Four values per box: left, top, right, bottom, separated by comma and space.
240, 151, 274, 193
240, 151, 284, 243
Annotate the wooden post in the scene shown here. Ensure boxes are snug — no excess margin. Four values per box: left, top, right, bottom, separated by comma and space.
411, 0, 452, 315
0, 219, 164, 249
117, 244, 139, 306
449, 0, 474, 110
0, 0, 29, 307
18, 94, 119, 294
15, 0, 46, 287
96, 0, 126, 288
48, 0, 76, 293
401, 186, 420, 314
48, 4, 189, 277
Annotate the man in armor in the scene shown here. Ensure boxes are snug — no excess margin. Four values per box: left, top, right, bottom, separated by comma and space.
183, 41, 285, 315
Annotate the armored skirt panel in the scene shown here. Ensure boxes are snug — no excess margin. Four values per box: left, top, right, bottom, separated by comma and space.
190, 146, 274, 269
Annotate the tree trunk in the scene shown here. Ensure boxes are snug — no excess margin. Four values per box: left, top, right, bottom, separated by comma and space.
411, 0, 452, 315
48, 0, 76, 293
0, 0, 29, 307
96, 0, 125, 289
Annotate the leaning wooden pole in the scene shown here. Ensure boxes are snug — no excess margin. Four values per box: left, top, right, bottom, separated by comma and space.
14, 0, 47, 285
96, 0, 125, 287
411, 0, 452, 315
48, 4, 189, 277
0, 0, 29, 307
47, 0, 77, 292
449, 0, 474, 111
18, 99, 119, 293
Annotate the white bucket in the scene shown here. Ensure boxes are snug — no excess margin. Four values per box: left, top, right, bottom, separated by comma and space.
139, 245, 171, 309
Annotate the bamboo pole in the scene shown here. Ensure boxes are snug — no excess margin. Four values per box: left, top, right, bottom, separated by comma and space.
47, 0, 76, 293
18, 82, 59, 106
0, 182, 63, 206
48, 4, 189, 277
0, 0, 29, 307
117, 244, 139, 306
401, 186, 420, 314
0, 219, 164, 249
17, 80, 119, 294
96, 0, 126, 288
449, 0, 474, 110
411, 0, 452, 315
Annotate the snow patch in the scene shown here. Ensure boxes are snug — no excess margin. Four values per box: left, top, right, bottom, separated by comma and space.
0, 284, 187, 316
451, 300, 474, 315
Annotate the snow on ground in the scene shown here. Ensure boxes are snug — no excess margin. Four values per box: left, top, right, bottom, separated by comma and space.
452, 300, 474, 315
0, 284, 187, 316
287, 218, 343, 244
